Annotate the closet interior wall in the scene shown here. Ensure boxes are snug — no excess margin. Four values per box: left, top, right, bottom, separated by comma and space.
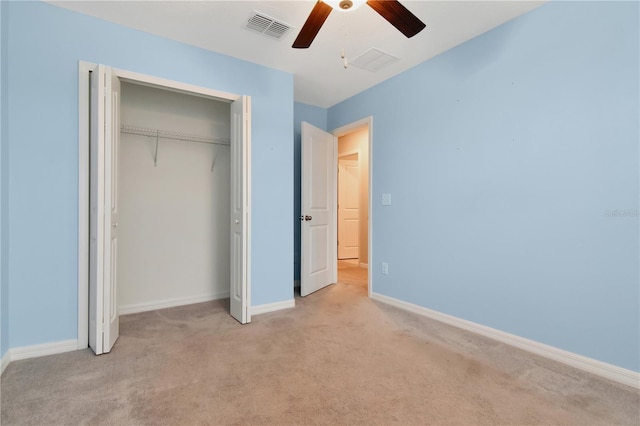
118, 82, 231, 314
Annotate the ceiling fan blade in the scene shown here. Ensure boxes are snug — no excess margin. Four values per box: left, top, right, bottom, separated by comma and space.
292, 1, 333, 49
366, 0, 426, 38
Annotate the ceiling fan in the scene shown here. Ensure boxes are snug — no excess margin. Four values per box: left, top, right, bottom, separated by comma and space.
292, 0, 426, 49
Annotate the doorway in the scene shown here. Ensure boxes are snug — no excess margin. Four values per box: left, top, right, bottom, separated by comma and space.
299, 118, 372, 298
336, 124, 370, 294
77, 62, 251, 354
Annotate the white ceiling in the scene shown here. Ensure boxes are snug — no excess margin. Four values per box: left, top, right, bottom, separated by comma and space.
49, 0, 545, 108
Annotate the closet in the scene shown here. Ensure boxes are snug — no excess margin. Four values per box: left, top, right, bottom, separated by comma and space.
117, 82, 231, 314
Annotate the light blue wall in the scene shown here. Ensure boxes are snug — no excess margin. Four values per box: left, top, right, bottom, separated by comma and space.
328, 1, 639, 371
293, 102, 328, 281
4, 1, 293, 349
0, 0, 8, 359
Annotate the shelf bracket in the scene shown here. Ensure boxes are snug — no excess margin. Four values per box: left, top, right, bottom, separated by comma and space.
211, 146, 220, 172
153, 131, 159, 166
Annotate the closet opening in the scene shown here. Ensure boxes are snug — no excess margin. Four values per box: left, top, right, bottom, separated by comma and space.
117, 82, 232, 316
78, 63, 251, 355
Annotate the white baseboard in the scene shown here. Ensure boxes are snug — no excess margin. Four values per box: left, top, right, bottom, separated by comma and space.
119, 291, 229, 315
371, 293, 640, 390
251, 299, 295, 316
1, 350, 10, 376
1, 339, 79, 376
359, 263, 368, 269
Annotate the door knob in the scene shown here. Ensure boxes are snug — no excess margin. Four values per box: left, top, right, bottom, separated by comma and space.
299, 215, 305, 221
305, 215, 312, 221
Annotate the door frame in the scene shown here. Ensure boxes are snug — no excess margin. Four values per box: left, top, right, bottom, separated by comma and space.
77, 61, 251, 349
332, 117, 373, 298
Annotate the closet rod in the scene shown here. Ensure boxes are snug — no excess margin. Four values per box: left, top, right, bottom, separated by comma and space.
120, 124, 230, 146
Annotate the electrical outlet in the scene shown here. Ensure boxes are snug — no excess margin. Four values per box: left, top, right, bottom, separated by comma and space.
381, 193, 391, 206
381, 262, 389, 275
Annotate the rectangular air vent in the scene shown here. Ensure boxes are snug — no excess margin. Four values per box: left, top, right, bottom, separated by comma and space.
246, 11, 292, 40
350, 48, 400, 72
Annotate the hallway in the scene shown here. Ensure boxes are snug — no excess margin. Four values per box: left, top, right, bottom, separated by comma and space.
337, 259, 368, 295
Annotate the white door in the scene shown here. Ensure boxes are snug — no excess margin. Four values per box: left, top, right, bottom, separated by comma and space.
338, 159, 359, 259
89, 65, 120, 355
230, 96, 251, 324
301, 122, 337, 297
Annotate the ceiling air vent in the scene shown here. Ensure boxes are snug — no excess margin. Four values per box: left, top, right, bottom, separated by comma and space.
246, 11, 292, 40
350, 48, 400, 72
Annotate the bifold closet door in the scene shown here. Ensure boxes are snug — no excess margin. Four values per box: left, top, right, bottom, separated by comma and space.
230, 95, 251, 324
89, 65, 120, 355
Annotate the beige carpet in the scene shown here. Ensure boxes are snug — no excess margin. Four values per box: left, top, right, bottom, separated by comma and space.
1, 261, 638, 425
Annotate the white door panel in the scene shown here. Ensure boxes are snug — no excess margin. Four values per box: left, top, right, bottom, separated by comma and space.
301, 122, 336, 297
103, 71, 120, 352
89, 65, 120, 355
310, 224, 329, 273
230, 96, 251, 324
89, 65, 105, 355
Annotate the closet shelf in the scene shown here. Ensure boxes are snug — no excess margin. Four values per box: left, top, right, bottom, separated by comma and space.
120, 124, 230, 146
121, 124, 229, 169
